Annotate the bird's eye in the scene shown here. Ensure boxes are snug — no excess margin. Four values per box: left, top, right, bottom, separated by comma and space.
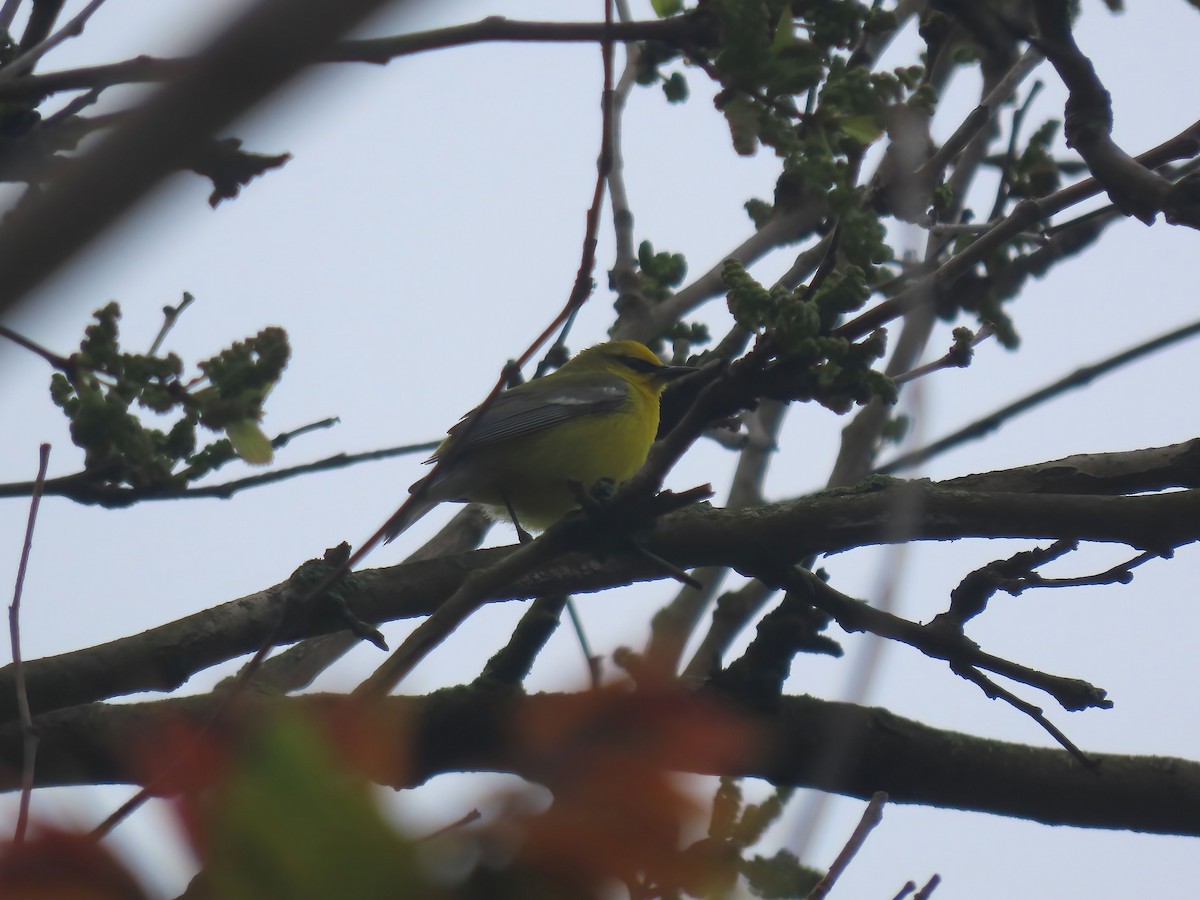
617, 355, 662, 374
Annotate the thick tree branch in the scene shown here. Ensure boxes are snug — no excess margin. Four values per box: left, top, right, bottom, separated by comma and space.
1032, 2, 1200, 228
939, 440, 1200, 495
3, 689, 1199, 837
6, 449, 1200, 720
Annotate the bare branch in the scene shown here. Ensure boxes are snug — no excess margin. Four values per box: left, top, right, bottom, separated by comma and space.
950, 662, 1092, 765
1, 0, 111, 78
6, 443, 49, 844
0, 436, 440, 507
326, 13, 706, 65
880, 318, 1200, 474
806, 792, 888, 900
0, 15, 705, 105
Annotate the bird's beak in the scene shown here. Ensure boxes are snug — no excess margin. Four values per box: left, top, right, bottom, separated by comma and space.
658, 364, 696, 381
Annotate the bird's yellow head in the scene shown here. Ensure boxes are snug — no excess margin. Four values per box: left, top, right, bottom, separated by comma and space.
558, 340, 693, 393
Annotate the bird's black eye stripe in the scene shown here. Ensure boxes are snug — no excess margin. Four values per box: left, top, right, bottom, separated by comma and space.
617, 354, 662, 374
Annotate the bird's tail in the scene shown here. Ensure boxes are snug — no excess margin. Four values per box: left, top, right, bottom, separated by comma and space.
380, 489, 438, 544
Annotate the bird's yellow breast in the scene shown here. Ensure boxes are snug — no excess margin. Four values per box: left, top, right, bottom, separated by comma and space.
456, 380, 660, 528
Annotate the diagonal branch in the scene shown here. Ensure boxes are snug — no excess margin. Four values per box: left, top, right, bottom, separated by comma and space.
754, 566, 1109, 714
835, 116, 1200, 342
879, 317, 1200, 475
1032, 2, 1181, 226
0, 0, 110, 79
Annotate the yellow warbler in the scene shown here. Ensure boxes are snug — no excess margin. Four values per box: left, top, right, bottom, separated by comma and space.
383, 340, 693, 542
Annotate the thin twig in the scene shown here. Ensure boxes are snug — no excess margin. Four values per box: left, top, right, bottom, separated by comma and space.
328, 13, 699, 65
879, 316, 1200, 473
762, 566, 1111, 714
798, 223, 843, 304
995, 549, 1160, 594
415, 808, 482, 842
0, 436, 438, 506
836, 115, 1200, 342
376, 0, 619, 545
941, 540, 1078, 627
0, 15, 701, 106
987, 80, 1045, 221
39, 86, 104, 128
775, 232, 834, 291
910, 47, 1045, 192
8, 443, 50, 844
177, 433, 436, 499
893, 325, 993, 386
1, 0, 112, 79
913, 874, 942, 899
806, 791, 888, 899
148, 292, 196, 356
0, 0, 23, 34
929, 223, 1045, 242
0, 323, 74, 370
627, 540, 703, 589
565, 598, 601, 687
606, 0, 645, 335
951, 662, 1093, 766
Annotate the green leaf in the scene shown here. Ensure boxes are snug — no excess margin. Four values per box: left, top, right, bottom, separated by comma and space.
838, 113, 884, 145
225, 419, 274, 465
769, 3, 795, 54
206, 715, 426, 900
651, 0, 684, 16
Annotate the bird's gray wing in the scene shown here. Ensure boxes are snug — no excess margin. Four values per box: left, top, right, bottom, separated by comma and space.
440, 375, 630, 455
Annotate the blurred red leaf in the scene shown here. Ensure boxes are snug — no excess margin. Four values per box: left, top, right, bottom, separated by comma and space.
496, 686, 762, 894
0, 828, 149, 900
